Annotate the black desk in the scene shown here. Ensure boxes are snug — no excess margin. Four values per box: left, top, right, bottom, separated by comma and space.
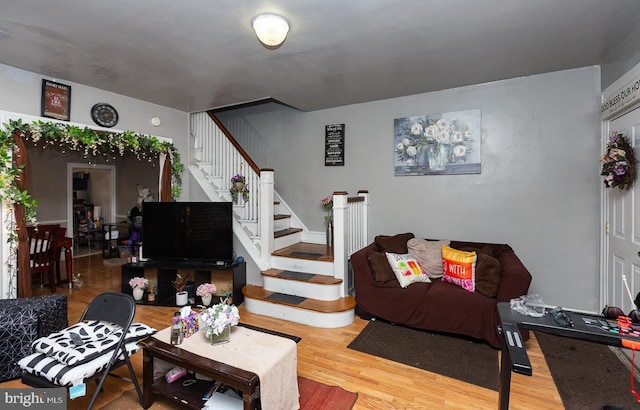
497, 302, 640, 410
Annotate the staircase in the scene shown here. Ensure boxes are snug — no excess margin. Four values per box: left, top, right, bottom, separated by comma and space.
189, 112, 367, 328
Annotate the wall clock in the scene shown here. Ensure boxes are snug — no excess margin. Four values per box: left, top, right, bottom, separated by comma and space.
90, 103, 119, 128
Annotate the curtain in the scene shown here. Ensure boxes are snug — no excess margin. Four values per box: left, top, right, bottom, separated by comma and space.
160, 154, 172, 202
13, 132, 31, 297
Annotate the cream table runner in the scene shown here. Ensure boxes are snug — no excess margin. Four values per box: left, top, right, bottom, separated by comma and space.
153, 326, 299, 410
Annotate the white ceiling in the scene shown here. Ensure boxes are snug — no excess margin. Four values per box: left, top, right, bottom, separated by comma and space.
1, 0, 639, 113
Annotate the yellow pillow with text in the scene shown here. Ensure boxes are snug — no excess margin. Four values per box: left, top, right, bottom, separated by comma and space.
441, 245, 477, 292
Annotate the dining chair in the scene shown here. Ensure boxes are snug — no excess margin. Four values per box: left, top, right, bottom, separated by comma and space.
27, 224, 59, 293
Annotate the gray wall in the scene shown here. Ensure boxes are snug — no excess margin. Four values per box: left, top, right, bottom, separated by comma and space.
217, 66, 602, 312
601, 25, 640, 91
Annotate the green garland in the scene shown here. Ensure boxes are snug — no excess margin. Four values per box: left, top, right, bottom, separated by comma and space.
0, 119, 184, 221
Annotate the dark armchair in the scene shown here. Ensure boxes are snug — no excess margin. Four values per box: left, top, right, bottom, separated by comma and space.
0, 294, 68, 382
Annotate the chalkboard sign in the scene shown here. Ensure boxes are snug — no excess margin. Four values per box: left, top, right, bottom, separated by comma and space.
325, 124, 345, 166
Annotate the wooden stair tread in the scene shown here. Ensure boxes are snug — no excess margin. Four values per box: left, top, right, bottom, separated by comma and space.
271, 242, 333, 262
274, 227, 303, 238
262, 269, 341, 285
243, 285, 356, 313
274, 214, 291, 220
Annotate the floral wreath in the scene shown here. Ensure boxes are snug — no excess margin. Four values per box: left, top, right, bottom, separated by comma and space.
600, 132, 637, 190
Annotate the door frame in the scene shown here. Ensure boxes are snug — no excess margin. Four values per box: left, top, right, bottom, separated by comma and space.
600, 60, 640, 310
66, 163, 116, 241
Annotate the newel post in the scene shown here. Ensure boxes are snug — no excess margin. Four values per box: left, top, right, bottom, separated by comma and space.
332, 191, 348, 297
259, 169, 275, 268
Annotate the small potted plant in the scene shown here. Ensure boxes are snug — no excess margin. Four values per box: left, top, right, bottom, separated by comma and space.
172, 273, 191, 306
321, 195, 334, 247
196, 283, 217, 306
128, 277, 148, 301
147, 279, 157, 302
230, 174, 250, 204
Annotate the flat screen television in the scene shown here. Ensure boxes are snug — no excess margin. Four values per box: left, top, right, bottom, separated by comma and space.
142, 201, 234, 264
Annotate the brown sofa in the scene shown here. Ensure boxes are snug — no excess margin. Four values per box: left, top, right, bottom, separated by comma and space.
351, 235, 532, 348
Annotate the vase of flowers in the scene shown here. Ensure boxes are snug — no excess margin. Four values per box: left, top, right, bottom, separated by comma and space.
230, 174, 250, 205
128, 277, 148, 301
172, 273, 191, 306
321, 195, 334, 247
601, 132, 637, 190
200, 303, 240, 345
196, 283, 218, 306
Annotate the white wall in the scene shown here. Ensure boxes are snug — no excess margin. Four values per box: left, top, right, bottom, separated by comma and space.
217, 66, 603, 312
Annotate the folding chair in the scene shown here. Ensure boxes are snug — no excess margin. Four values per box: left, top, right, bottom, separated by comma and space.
19, 293, 148, 410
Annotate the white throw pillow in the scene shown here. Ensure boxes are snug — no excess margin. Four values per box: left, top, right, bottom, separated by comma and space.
385, 252, 431, 288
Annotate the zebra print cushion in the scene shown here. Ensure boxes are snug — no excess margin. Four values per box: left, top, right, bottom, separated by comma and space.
18, 342, 140, 386
31, 321, 155, 367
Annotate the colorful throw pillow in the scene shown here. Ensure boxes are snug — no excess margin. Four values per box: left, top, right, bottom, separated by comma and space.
367, 251, 397, 284
407, 238, 451, 278
441, 246, 477, 292
375, 233, 415, 254
385, 252, 430, 288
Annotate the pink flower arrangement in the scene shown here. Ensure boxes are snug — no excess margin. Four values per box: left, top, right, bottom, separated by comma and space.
196, 283, 217, 297
128, 276, 148, 289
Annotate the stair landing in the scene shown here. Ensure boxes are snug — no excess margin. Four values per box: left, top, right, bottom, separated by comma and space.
271, 242, 333, 262
243, 285, 355, 313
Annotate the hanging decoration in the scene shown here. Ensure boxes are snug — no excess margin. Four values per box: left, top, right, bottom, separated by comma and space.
0, 118, 184, 298
600, 131, 637, 190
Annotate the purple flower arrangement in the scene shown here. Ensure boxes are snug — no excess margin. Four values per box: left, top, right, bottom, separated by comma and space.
601, 132, 637, 190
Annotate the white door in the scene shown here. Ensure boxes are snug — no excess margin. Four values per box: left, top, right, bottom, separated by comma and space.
605, 106, 640, 313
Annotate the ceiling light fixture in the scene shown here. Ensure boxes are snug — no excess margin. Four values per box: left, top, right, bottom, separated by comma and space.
252, 14, 289, 47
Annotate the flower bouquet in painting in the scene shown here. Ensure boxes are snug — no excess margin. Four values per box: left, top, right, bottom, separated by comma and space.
394, 109, 481, 176
200, 303, 240, 345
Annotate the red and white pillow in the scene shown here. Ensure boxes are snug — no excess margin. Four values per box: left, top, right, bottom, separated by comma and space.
441, 245, 477, 292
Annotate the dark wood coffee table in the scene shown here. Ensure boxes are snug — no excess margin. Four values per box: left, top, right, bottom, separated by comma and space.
138, 337, 260, 410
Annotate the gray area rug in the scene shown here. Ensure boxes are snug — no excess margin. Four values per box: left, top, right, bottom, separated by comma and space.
266, 293, 307, 305
279, 270, 315, 281
290, 252, 323, 259
536, 332, 640, 409
347, 320, 499, 391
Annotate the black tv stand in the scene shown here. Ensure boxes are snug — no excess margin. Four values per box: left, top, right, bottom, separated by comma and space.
120, 260, 246, 307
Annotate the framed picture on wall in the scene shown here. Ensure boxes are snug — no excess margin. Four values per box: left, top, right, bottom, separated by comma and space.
41, 79, 71, 121
394, 109, 481, 176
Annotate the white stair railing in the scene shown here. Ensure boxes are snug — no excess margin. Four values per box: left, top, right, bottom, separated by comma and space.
332, 191, 369, 296
190, 112, 260, 227
190, 112, 369, 290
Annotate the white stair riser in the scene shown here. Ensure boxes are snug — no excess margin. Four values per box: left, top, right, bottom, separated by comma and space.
271, 256, 334, 275
274, 218, 290, 232
263, 277, 341, 301
244, 298, 354, 328
274, 232, 303, 249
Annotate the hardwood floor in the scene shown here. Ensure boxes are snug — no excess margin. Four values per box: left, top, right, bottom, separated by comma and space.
0, 254, 564, 409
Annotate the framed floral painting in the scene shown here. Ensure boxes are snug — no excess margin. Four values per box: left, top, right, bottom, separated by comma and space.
394, 109, 481, 176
